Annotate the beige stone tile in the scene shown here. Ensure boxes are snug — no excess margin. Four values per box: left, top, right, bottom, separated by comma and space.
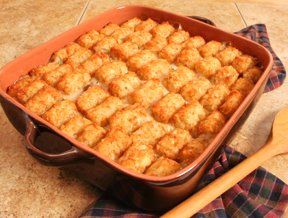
191, 0, 288, 6
0, 0, 87, 67
237, 3, 288, 68
1, 1, 287, 217
82, 0, 245, 32
0, 107, 96, 217
212, 0, 288, 6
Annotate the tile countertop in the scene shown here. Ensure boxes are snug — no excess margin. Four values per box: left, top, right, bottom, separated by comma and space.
0, 0, 287, 217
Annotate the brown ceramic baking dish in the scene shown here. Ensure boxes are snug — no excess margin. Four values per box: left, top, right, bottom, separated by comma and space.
0, 5, 273, 212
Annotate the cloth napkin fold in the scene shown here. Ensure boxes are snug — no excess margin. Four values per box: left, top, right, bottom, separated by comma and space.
82, 20, 287, 218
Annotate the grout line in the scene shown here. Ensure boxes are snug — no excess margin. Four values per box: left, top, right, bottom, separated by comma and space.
76, 0, 90, 25
234, 2, 248, 27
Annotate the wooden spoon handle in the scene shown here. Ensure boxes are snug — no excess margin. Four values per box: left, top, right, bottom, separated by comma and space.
161, 143, 277, 218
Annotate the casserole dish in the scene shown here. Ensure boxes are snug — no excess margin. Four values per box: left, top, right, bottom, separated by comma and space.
0, 5, 272, 212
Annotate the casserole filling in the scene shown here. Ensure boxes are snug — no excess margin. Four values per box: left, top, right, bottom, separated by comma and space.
7, 17, 263, 177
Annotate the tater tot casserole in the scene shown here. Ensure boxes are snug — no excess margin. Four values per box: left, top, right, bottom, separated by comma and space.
7, 17, 263, 177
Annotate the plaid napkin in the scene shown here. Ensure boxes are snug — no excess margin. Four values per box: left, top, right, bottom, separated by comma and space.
81, 20, 287, 218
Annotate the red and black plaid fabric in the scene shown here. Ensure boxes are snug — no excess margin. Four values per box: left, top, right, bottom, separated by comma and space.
81, 21, 287, 218
82, 148, 288, 218
195, 147, 288, 217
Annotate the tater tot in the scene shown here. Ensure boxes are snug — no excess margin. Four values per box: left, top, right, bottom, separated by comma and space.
156, 128, 192, 159
15, 79, 46, 104
118, 144, 156, 174
127, 50, 158, 71
135, 18, 157, 32
76, 86, 109, 113
51, 42, 82, 62
108, 72, 141, 98
164, 66, 195, 93
159, 43, 183, 62
151, 22, 175, 38
56, 72, 91, 95
130, 79, 168, 108
176, 47, 202, 69
215, 46, 241, 66
43, 64, 73, 86
180, 76, 211, 102
212, 66, 239, 87
65, 48, 93, 68
152, 93, 185, 123
178, 139, 206, 165
144, 35, 168, 52
197, 111, 226, 135
93, 36, 117, 54
111, 27, 133, 43
243, 66, 262, 83
194, 57, 221, 78
145, 157, 181, 177
137, 59, 170, 80
25, 86, 63, 116
121, 17, 142, 29
100, 23, 120, 36
131, 121, 172, 147
76, 30, 104, 48
197, 134, 215, 145
30, 62, 60, 77
94, 129, 132, 161
77, 124, 106, 147
109, 104, 152, 133
8, 75, 36, 98
125, 31, 152, 47
60, 115, 92, 138
185, 36, 205, 49
219, 90, 244, 117
232, 54, 256, 73
110, 42, 139, 61
168, 30, 189, 44
232, 78, 254, 96
172, 101, 206, 131
78, 53, 110, 75
86, 96, 125, 126
42, 100, 78, 128
198, 40, 224, 57
200, 84, 230, 111
94, 61, 128, 85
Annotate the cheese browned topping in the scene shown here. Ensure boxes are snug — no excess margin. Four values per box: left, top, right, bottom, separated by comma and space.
8, 17, 262, 176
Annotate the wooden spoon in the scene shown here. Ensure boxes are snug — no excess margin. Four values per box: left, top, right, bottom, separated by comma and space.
162, 108, 288, 218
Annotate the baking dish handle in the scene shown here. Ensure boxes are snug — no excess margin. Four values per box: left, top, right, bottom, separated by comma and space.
188, 16, 216, 26
24, 115, 87, 166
